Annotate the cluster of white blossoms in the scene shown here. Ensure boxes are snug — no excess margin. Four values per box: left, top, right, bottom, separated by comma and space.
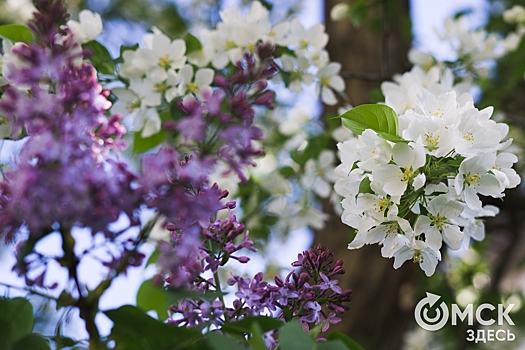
114, 26, 214, 137
198, 2, 345, 104
438, 16, 524, 77
334, 62, 521, 276
111, 1, 345, 137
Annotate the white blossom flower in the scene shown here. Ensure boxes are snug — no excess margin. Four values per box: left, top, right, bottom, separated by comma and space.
315, 62, 345, 105
452, 205, 499, 249
133, 33, 186, 73
408, 49, 434, 71
414, 195, 464, 251
455, 106, 509, 157
491, 152, 521, 189
402, 112, 456, 157
66, 10, 103, 44
454, 154, 503, 211
301, 150, 337, 198
355, 183, 400, 222
261, 21, 289, 45
280, 54, 314, 92
287, 18, 329, 54
393, 237, 441, 276
177, 65, 214, 98
357, 129, 392, 171
372, 142, 425, 197
348, 218, 411, 254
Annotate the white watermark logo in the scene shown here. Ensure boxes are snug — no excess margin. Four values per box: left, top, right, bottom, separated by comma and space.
414, 292, 516, 343
414, 292, 449, 331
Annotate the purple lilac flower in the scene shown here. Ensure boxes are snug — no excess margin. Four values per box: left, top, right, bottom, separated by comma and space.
0, 0, 142, 287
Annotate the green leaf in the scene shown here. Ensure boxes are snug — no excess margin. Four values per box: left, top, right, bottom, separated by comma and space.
82, 40, 116, 75
278, 322, 314, 350
115, 43, 139, 64
146, 248, 159, 266
290, 135, 328, 166
136, 279, 171, 321
376, 132, 409, 143
275, 45, 296, 58
184, 33, 202, 54
132, 130, 167, 153
326, 331, 365, 350
105, 305, 203, 350
357, 176, 373, 195
340, 104, 399, 138
278, 166, 296, 177
222, 316, 284, 336
316, 339, 351, 350
0, 297, 34, 346
279, 70, 292, 88
56, 290, 75, 311
12, 334, 50, 350
247, 322, 266, 350
205, 332, 247, 350
0, 24, 32, 44
349, 0, 368, 27
136, 280, 224, 321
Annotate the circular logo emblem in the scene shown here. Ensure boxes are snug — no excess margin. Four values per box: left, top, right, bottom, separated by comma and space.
414, 292, 449, 331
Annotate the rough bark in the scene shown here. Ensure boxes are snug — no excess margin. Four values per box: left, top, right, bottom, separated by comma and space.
317, 1, 414, 349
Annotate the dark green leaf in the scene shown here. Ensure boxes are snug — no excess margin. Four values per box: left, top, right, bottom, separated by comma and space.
206, 332, 247, 350
137, 280, 224, 321
82, 40, 116, 75
316, 339, 351, 350
358, 176, 373, 195
247, 323, 266, 350
279, 70, 292, 88
105, 305, 203, 350
133, 130, 167, 153
222, 316, 284, 336
340, 104, 399, 137
56, 291, 75, 311
136, 279, 171, 321
275, 45, 296, 58
0, 297, 34, 346
279, 166, 296, 177
115, 43, 139, 64
0, 24, 32, 43
12, 334, 50, 350
326, 331, 364, 350
278, 322, 314, 350
184, 33, 202, 54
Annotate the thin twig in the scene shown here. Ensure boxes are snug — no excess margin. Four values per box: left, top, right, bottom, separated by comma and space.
0, 280, 59, 301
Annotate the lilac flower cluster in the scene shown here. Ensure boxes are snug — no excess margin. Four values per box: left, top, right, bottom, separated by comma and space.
0, 0, 141, 287
228, 244, 352, 333
154, 207, 251, 289
167, 242, 352, 346
165, 46, 277, 182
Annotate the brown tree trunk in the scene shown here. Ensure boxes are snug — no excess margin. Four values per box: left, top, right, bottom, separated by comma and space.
317, 1, 414, 349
